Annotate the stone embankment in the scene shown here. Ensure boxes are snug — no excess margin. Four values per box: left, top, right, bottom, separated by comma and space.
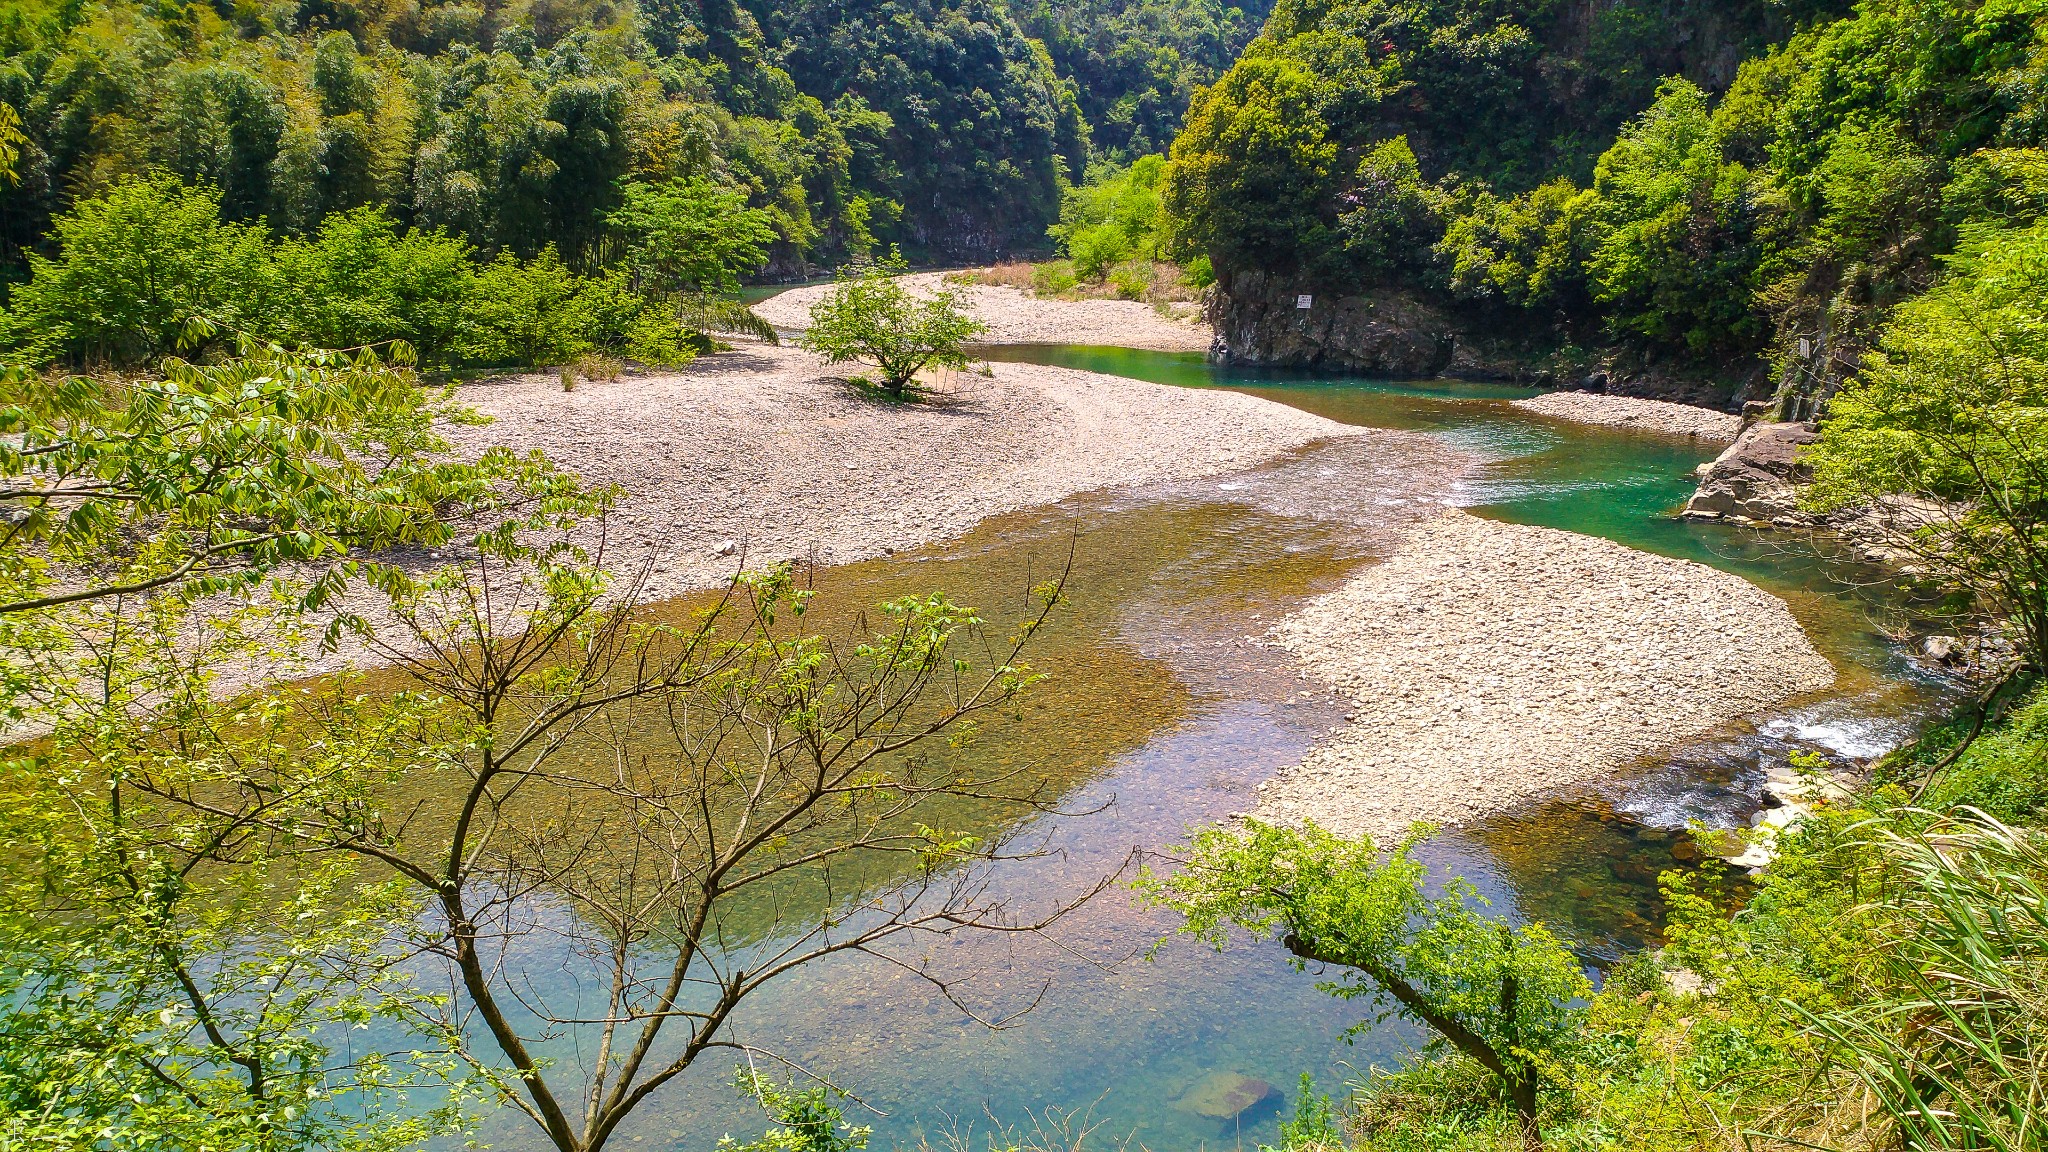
753, 271, 1210, 351
1253, 511, 1837, 841
1515, 391, 1741, 441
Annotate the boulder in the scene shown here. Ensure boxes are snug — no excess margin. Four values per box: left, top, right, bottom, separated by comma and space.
1174, 1071, 1282, 1122
1921, 634, 1964, 664
1681, 421, 1818, 522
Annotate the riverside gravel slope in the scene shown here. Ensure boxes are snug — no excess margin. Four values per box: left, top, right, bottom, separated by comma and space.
444, 342, 1365, 601
752, 271, 1211, 351
1513, 391, 1742, 440
1254, 511, 1836, 841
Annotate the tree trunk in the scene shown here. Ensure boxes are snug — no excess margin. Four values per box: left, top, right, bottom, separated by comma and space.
1511, 1072, 1542, 1152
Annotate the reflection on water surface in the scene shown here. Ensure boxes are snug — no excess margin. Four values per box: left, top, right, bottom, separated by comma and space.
464, 346, 1950, 1149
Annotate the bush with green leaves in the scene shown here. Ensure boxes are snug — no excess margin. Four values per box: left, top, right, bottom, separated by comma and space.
1051, 155, 1169, 280
609, 180, 780, 297
267, 206, 479, 356
0, 175, 271, 364
1805, 218, 2048, 668
0, 175, 774, 372
1137, 820, 1591, 1149
460, 246, 596, 368
797, 260, 985, 399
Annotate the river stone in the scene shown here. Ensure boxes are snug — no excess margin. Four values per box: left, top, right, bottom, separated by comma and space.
1922, 634, 1963, 664
1174, 1071, 1281, 1121
1680, 421, 1818, 522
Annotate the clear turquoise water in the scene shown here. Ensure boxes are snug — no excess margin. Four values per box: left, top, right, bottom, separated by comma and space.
465, 345, 1944, 1151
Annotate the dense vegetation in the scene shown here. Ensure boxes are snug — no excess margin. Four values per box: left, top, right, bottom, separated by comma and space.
1017, 0, 1275, 160
0, 0, 1286, 302
1160, 0, 2048, 389
3, 0, 2047, 1147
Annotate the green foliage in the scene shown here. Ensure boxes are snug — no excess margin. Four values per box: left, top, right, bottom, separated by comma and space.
1162, 54, 1338, 274
1032, 259, 1081, 294
797, 260, 986, 398
1579, 80, 1776, 357
1804, 219, 2048, 666
0, 174, 270, 363
0, 342, 602, 1149
1264, 1073, 1341, 1152
267, 207, 479, 355
1153, 0, 2048, 377
1137, 820, 1591, 1142
1435, 179, 1590, 310
1803, 812, 2048, 1149
611, 179, 778, 296
0, 343, 537, 634
0, 174, 769, 370
1051, 154, 1167, 278
1920, 683, 2048, 821
0, 0, 1107, 284
1017, 0, 1276, 160
461, 245, 596, 367
1337, 137, 1444, 283
722, 1067, 872, 1152
767, 0, 1090, 255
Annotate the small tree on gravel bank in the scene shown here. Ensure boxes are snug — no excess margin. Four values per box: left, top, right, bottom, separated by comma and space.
798, 258, 985, 399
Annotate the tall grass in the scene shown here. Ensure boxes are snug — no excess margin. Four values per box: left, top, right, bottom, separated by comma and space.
1806, 811, 2047, 1150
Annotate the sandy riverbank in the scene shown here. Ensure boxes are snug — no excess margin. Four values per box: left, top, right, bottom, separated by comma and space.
441, 342, 1362, 602
753, 271, 1212, 351
1514, 391, 1741, 441
1254, 511, 1836, 841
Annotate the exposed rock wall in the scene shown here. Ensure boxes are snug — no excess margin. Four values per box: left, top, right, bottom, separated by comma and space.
1207, 271, 1470, 377
1207, 271, 1752, 406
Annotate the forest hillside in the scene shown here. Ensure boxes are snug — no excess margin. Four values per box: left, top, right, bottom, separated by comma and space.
1160, 0, 2048, 404
0, 0, 1273, 283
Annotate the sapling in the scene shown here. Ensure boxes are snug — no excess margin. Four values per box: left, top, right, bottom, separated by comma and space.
1137, 819, 1590, 1151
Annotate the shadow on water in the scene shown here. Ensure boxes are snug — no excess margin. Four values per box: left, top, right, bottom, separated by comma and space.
464, 345, 1954, 1149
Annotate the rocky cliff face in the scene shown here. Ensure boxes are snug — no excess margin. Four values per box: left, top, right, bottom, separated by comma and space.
1207, 272, 1752, 405
1204, 268, 1540, 377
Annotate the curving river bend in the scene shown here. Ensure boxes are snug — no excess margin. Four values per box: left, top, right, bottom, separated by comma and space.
470, 347, 1954, 1150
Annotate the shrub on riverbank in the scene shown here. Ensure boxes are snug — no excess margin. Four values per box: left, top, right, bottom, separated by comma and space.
0, 174, 773, 371
799, 258, 985, 399
1266, 701, 2048, 1151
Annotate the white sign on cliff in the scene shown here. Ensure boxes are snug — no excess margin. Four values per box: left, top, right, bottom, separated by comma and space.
1295, 294, 1313, 310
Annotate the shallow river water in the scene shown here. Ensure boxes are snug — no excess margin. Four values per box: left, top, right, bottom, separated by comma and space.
473, 347, 1954, 1151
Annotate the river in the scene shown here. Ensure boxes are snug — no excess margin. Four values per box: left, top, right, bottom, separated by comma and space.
470, 347, 1953, 1151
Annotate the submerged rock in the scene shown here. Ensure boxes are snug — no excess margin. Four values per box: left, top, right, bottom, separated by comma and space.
1174, 1071, 1281, 1122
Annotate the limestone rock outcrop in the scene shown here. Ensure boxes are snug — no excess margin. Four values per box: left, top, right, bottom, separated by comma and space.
1680, 421, 1818, 523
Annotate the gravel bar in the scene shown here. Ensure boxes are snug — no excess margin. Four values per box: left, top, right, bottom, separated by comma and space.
1253, 511, 1836, 841
1514, 391, 1742, 441
445, 343, 1364, 602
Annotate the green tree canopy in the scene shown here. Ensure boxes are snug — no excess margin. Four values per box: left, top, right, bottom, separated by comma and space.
797, 262, 986, 399
609, 178, 778, 295
1137, 819, 1591, 1148
1805, 219, 2048, 667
